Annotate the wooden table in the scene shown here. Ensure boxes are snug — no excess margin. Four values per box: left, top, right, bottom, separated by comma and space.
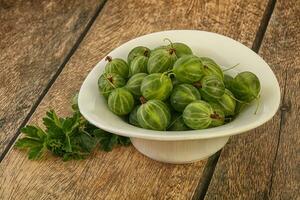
0, 0, 299, 199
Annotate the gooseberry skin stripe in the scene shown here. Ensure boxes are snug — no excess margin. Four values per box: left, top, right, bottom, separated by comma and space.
141, 73, 172, 101
108, 88, 134, 116
171, 84, 201, 112
155, 102, 169, 125
183, 101, 213, 129
137, 100, 170, 131
151, 102, 168, 129
129, 56, 148, 75
145, 103, 160, 129
139, 107, 157, 130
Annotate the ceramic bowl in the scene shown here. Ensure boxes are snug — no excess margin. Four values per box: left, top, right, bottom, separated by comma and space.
78, 30, 280, 164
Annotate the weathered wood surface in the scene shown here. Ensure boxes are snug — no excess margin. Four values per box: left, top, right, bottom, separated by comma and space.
205, 0, 300, 199
0, 0, 103, 157
0, 0, 269, 199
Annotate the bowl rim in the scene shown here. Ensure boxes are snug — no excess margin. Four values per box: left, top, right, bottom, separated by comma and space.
78, 30, 281, 141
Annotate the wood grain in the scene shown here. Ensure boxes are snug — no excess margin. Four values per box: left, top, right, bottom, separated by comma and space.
263, 0, 300, 198
0, 0, 268, 199
205, 0, 300, 199
0, 0, 103, 156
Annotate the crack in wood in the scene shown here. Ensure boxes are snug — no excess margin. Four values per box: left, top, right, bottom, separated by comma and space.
252, 0, 277, 52
280, 101, 291, 112
192, 151, 221, 200
267, 69, 288, 196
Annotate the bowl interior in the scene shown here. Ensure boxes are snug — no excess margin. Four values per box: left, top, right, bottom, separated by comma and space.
78, 30, 280, 141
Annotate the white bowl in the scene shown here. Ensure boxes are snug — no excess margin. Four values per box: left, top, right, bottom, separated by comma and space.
78, 30, 280, 164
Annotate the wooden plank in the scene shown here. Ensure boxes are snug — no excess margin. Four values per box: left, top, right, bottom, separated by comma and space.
270, 70, 300, 200
0, 0, 104, 157
263, 0, 300, 198
0, 0, 269, 199
205, 0, 300, 199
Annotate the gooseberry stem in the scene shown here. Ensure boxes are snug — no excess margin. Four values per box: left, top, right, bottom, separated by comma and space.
105, 56, 112, 62
210, 112, 222, 120
144, 49, 150, 57
160, 70, 173, 82
163, 38, 176, 55
104, 75, 116, 89
163, 69, 173, 74
163, 38, 174, 48
227, 93, 247, 104
193, 82, 202, 89
140, 96, 147, 104
168, 72, 176, 78
223, 63, 239, 72
167, 114, 183, 129
225, 117, 233, 121
254, 94, 260, 114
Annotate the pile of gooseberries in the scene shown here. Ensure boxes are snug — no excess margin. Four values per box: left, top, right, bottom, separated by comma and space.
98, 39, 261, 131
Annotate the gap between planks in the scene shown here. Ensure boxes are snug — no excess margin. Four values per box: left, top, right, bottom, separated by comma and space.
194, 0, 277, 199
267, 69, 288, 196
0, 0, 108, 162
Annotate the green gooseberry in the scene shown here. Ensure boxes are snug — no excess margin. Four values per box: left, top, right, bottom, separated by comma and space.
98, 72, 126, 98
209, 103, 225, 127
167, 112, 190, 131
140, 73, 173, 101
173, 55, 204, 83
129, 55, 148, 76
137, 100, 171, 131
196, 75, 225, 101
147, 49, 177, 74
104, 56, 129, 78
182, 100, 214, 130
127, 46, 150, 65
224, 74, 234, 89
230, 71, 261, 102
162, 39, 192, 58
216, 89, 236, 116
170, 42, 193, 58
126, 73, 148, 96
170, 84, 201, 112
201, 57, 224, 80
129, 105, 140, 127
108, 88, 134, 115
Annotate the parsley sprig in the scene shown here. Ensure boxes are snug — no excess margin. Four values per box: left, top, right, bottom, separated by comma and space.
15, 94, 131, 161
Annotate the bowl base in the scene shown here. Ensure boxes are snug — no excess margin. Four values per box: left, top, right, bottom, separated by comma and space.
131, 136, 229, 164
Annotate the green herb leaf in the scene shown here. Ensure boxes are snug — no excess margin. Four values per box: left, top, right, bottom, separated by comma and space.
20, 125, 46, 140
15, 127, 47, 160
15, 94, 131, 161
77, 132, 97, 152
64, 134, 72, 152
28, 145, 45, 160
117, 136, 131, 146
15, 138, 42, 149
93, 129, 131, 151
